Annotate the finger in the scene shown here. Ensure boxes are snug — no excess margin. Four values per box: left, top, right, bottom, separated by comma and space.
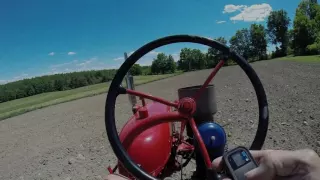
244, 162, 274, 180
249, 150, 274, 163
212, 156, 224, 171
249, 150, 273, 158
245, 150, 277, 180
218, 174, 232, 180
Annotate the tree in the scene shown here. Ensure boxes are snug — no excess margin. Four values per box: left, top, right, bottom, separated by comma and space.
292, 1, 320, 55
229, 28, 252, 60
308, 2, 320, 54
206, 37, 227, 67
292, 6, 314, 55
151, 57, 161, 74
178, 48, 193, 71
165, 55, 176, 73
250, 24, 267, 60
300, 0, 319, 20
129, 64, 142, 76
307, 32, 320, 54
190, 49, 206, 70
287, 29, 294, 55
151, 53, 177, 74
141, 66, 152, 75
151, 53, 167, 74
178, 48, 207, 71
310, 0, 318, 4
267, 10, 291, 57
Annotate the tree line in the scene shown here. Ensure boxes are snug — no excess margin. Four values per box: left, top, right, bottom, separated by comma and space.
0, 69, 117, 103
150, 0, 320, 73
1, 0, 319, 103
231, 0, 320, 58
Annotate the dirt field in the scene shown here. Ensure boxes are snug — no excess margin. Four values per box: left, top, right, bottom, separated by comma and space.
0, 60, 319, 180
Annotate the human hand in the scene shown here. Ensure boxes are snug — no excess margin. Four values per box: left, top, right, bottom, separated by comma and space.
212, 149, 320, 180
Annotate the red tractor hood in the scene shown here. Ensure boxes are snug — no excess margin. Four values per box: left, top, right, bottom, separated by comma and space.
118, 102, 173, 177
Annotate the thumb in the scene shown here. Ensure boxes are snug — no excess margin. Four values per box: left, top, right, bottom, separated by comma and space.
245, 163, 274, 180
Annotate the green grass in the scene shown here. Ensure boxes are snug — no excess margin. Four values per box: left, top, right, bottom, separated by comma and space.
0, 73, 182, 120
276, 55, 320, 63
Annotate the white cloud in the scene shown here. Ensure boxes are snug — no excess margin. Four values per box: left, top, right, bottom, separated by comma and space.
78, 62, 88, 66
149, 51, 160, 55
50, 60, 79, 69
5, 57, 109, 83
1, 73, 37, 83
216, 20, 226, 24
50, 62, 73, 68
113, 57, 124, 61
0, 79, 8, 84
46, 57, 98, 75
223, 5, 246, 13
48, 52, 55, 56
224, 3, 272, 22
68, 52, 76, 55
13, 73, 29, 80
76, 57, 97, 67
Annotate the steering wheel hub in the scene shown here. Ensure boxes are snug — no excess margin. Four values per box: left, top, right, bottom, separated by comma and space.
178, 97, 197, 115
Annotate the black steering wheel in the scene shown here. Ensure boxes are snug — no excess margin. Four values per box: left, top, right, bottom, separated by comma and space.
105, 35, 269, 180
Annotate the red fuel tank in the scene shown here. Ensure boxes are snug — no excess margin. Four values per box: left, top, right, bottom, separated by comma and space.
118, 102, 173, 177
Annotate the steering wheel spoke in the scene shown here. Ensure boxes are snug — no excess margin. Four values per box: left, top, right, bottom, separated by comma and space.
192, 60, 225, 101
124, 88, 178, 108
188, 117, 213, 169
117, 85, 127, 95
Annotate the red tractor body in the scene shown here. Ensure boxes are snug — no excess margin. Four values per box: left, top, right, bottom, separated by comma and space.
118, 102, 173, 177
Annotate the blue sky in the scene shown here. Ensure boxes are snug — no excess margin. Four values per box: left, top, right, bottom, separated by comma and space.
0, 0, 301, 84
